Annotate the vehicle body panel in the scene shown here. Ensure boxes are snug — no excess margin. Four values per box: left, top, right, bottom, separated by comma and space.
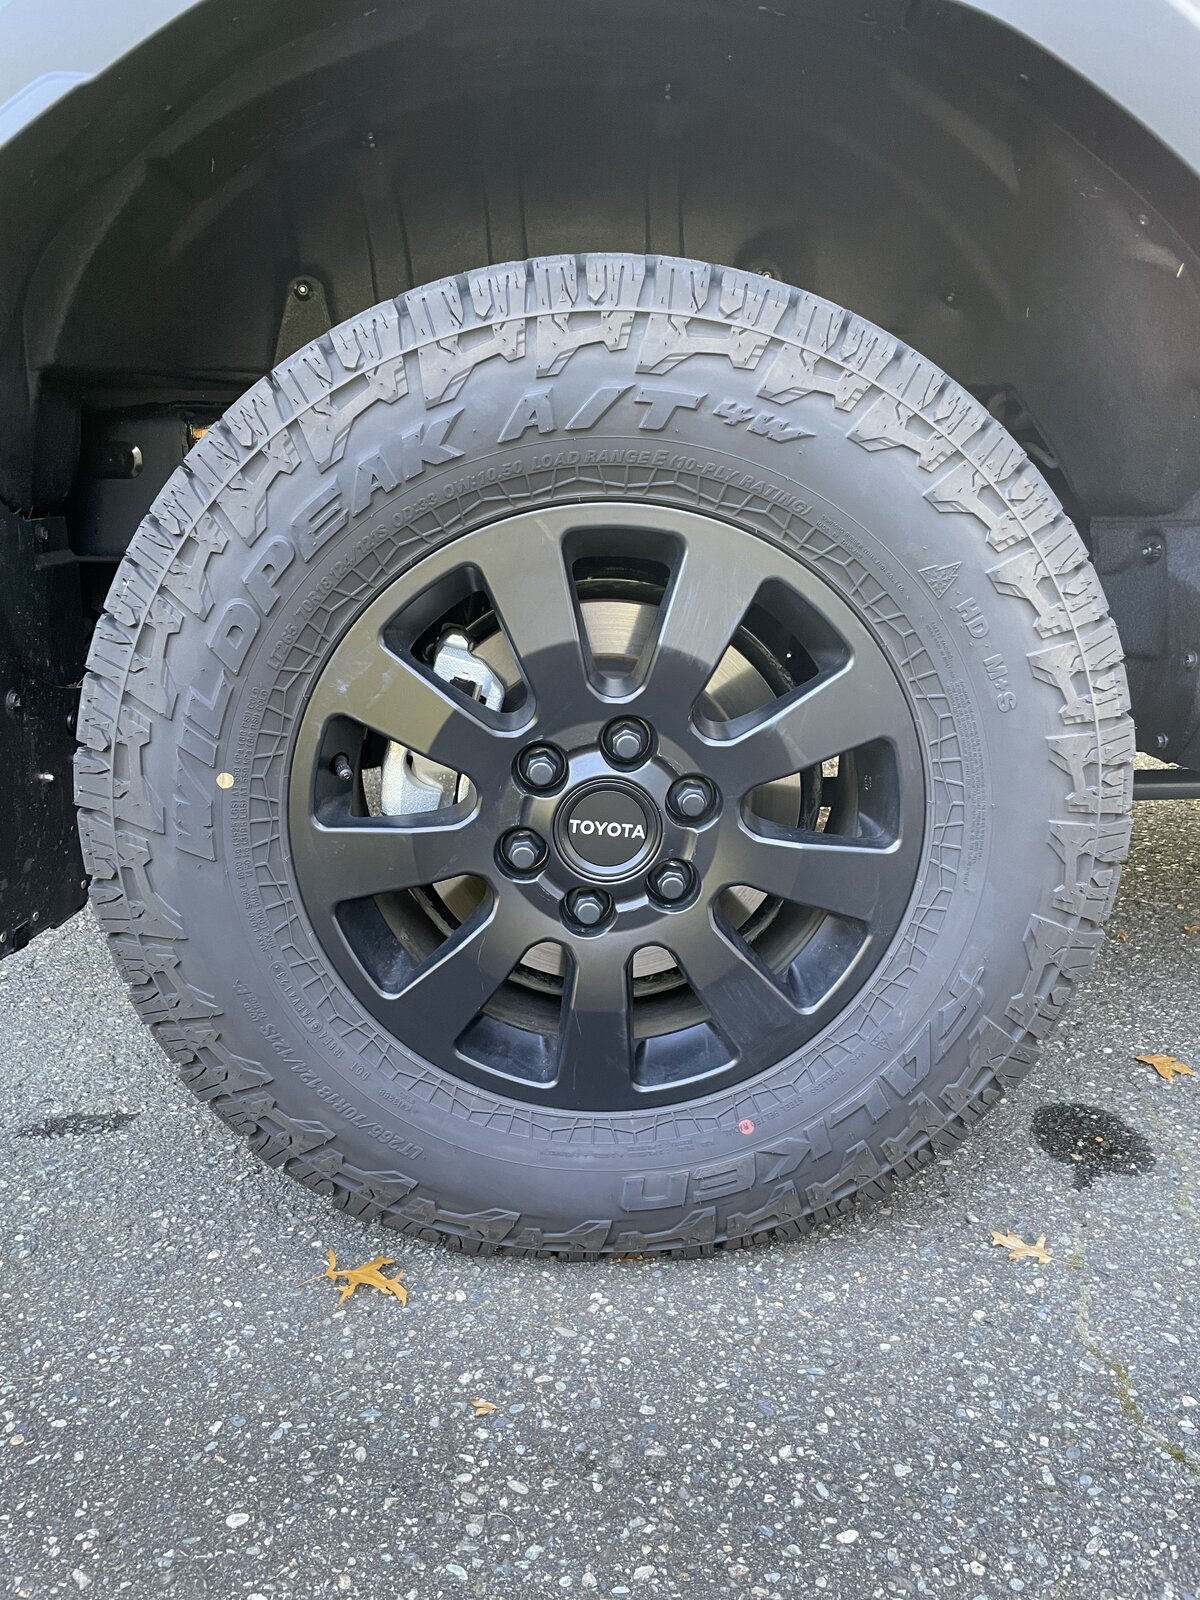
3, 0, 1200, 176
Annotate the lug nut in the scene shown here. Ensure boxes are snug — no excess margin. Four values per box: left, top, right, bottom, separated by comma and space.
668, 775, 716, 821
650, 860, 694, 904
516, 743, 565, 791
565, 888, 611, 928
500, 828, 546, 873
602, 717, 652, 765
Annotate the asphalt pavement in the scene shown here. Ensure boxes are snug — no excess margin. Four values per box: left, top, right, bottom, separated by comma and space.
1, 793, 1198, 1599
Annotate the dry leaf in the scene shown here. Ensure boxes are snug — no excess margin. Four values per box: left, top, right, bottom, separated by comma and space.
469, 1398, 497, 1417
989, 1229, 1053, 1265
1134, 1052, 1196, 1083
1112, 929, 1128, 942
323, 1250, 409, 1305
1183, 925, 1200, 936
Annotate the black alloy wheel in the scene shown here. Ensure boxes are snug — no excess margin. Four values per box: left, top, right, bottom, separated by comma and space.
288, 504, 925, 1110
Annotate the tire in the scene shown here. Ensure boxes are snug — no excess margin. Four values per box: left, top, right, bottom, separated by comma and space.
75, 254, 1134, 1257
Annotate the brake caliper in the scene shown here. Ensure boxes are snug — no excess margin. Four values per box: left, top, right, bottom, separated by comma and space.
380, 630, 504, 815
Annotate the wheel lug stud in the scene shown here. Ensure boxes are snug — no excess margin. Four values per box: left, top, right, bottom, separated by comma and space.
499, 828, 546, 873
516, 743, 565, 791
602, 717, 652, 765
649, 860, 694, 904
668, 775, 717, 821
565, 888, 611, 928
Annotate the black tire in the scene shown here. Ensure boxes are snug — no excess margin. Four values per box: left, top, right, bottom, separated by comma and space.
75, 254, 1133, 1257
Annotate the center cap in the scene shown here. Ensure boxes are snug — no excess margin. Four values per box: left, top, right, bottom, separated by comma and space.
554, 782, 661, 878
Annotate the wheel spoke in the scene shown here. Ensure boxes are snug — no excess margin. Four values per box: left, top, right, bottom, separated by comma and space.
725, 825, 911, 925
306, 626, 507, 783
637, 542, 761, 720
665, 921, 801, 1061
556, 951, 635, 1106
483, 517, 594, 721
380, 899, 526, 1057
300, 807, 483, 908
703, 655, 902, 791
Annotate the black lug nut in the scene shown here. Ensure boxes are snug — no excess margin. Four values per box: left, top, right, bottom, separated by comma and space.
668, 775, 716, 821
516, 744, 565, 791
565, 888, 611, 928
602, 717, 651, 765
650, 860, 693, 904
500, 828, 546, 873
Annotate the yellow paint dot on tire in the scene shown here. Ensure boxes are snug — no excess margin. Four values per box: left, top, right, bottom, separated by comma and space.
216, 772, 235, 790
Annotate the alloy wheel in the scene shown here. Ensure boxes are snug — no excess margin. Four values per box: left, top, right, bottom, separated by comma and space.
288, 503, 925, 1110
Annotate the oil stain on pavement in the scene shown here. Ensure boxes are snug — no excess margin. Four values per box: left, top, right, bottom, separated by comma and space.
1032, 1102, 1156, 1189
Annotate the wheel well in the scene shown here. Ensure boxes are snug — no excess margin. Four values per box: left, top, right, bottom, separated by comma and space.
2, 0, 1200, 755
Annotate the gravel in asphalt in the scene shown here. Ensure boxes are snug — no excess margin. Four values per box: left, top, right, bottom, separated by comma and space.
1, 795, 1198, 1598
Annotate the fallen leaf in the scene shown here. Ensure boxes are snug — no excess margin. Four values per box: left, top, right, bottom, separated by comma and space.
1134, 1052, 1196, 1083
469, 1398, 497, 1417
322, 1250, 408, 1305
989, 1229, 1053, 1265
1112, 929, 1128, 942
1183, 925, 1200, 936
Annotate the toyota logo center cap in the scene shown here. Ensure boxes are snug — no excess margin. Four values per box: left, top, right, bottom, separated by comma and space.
555, 783, 660, 876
